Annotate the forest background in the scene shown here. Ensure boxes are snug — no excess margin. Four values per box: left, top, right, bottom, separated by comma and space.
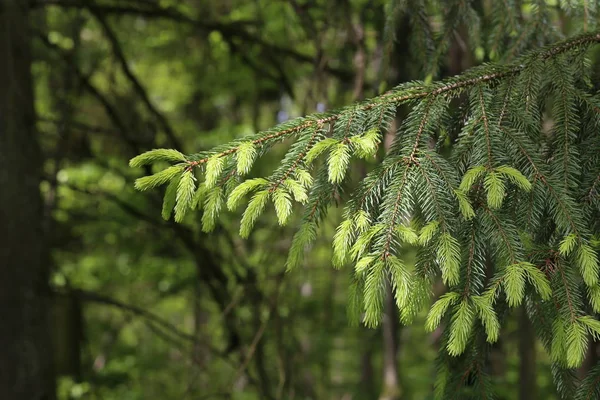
2, 0, 600, 399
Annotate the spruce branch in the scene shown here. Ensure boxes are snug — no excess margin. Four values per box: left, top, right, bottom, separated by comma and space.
177, 31, 600, 171
130, 29, 600, 370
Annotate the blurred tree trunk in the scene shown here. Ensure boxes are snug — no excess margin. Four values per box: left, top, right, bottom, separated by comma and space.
380, 283, 401, 400
518, 306, 536, 400
360, 333, 375, 397
488, 339, 507, 400
0, 1, 56, 399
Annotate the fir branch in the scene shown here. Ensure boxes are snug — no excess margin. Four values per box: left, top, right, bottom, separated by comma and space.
180, 31, 600, 171
415, 163, 449, 232
483, 207, 517, 264
463, 226, 477, 297
269, 123, 323, 192
131, 29, 600, 371
382, 167, 410, 258
409, 97, 434, 160
355, 158, 404, 212
477, 86, 494, 167
556, 259, 578, 323
187, 120, 318, 167
585, 173, 600, 203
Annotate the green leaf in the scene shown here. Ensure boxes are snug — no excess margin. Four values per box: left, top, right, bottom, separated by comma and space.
400, 277, 430, 325
134, 165, 184, 191
305, 138, 338, 164
354, 210, 371, 233
579, 316, 600, 341
418, 220, 439, 245
236, 142, 256, 175
161, 174, 180, 220
503, 263, 526, 307
205, 155, 225, 189
192, 183, 208, 210
239, 190, 269, 238
521, 262, 552, 300
447, 299, 475, 356
283, 179, 308, 203
129, 148, 186, 167
327, 142, 352, 184
434, 364, 450, 400
351, 127, 380, 159
388, 256, 412, 309
294, 169, 313, 188
272, 188, 293, 225
226, 178, 268, 211
588, 285, 600, 313
484, 171, 506, 209
495, 165, 532, 191
286, 222, 317, 271
201, 186, 223, 232
471, 295, 500, 343
174, 170, 196, 222
436, 233, 461, 286
333, 218, 355, 268
459, 165, 486, 192
397, 225, 419, 245
425, 291, 460, 332
347, 279, 363, 327
355, 254, 376, 274
565, 320, 588, 368
577, 243, 599, 286
454, 189, 475, 220
559, 233, 578, 256
350, 224, 385, 261
363, 259, 386, 328
551, 318, 567, 364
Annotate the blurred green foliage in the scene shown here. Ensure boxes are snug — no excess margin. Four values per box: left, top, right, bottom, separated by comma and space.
31, 0, 599, 399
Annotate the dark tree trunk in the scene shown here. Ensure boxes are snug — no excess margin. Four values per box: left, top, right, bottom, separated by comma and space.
0, 1, 55, 399
360, 333, 375, 397
380, 283, 401, 400
518, 307, 536, 400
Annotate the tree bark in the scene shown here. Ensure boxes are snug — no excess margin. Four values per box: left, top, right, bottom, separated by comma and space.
360, 334, 375, 397
380, 283, 401, 400
518, 307, 536, 400
0, 1, 56, 399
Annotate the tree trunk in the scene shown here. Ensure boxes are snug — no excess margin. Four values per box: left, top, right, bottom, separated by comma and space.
380, 283, 401, 400
518, 307, 536, 400
0, 1, 56, 399
360, 334, 375, 397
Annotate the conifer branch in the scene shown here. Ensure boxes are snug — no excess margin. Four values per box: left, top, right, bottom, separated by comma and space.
499, 126, 583, 238
416, 164, 447, 230
483, 207, 517, 264
269, 123, 322, 192
182, 31, 600, 170
539, 175, 581, 237
477, 87, 494, 167
556, 261, 578, 323
586, 173, 600, 203
354, 159, 402, 212
131, 27, 600, 376
409, 98, 434, 160
463, 227, 477, 297
382, 168, 410, 258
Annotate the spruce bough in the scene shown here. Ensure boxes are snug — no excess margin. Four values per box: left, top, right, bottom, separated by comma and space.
132, 31, 600, 394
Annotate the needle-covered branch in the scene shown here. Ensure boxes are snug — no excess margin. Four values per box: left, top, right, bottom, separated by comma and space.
131, 30, 600, 371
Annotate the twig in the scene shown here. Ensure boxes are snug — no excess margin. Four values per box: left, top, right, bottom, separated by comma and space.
91, 9, 183, 150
